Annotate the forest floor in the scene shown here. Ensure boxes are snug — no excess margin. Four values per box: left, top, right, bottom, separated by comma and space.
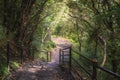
9, 37, 72, 80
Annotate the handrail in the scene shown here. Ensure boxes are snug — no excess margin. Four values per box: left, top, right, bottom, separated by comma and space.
9, 41, 27, 49
72, 57, 92, 76
60, 47, 120, 80
72, 48, 120, 79
72, 49, 93, 63
72, 49, 120, 78
97, 66, 120, 78
62, 46, 71, 50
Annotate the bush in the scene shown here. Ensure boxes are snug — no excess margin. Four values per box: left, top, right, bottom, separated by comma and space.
0, 64, 9, 80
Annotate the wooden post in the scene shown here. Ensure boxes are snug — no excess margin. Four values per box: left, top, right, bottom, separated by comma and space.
69, 46, 72, 74
92, 59, 97, 80
59, 49, 61, 64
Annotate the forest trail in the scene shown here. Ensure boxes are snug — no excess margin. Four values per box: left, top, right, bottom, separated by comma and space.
9, 37, 72, 80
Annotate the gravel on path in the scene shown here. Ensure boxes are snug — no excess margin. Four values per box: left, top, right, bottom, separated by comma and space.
9, 37, 72, 80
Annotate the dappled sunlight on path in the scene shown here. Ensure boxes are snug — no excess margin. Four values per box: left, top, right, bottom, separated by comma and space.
10, 37, 72, 80
10, 61, 65, 80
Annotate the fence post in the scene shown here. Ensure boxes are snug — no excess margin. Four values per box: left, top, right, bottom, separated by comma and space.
62, 50, 64, 64
21, 45, 23, 64
59, 49, 61, 64
7, 40, 10, 69
31, 48, 34, 61
30, 48, 32, 60
50, 52, 51, 62
92, 59, 97, 80
47, 51, 49, 62
69, 46, 72, 74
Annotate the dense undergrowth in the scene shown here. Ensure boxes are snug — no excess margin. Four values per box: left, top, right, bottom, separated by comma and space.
0, 0, 120, 80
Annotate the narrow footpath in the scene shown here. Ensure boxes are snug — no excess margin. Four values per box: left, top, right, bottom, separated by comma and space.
9, 37, 72, 80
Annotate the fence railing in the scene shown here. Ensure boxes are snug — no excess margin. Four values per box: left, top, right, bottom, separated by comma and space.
6, 41, 51, 68
59, 46, 120, 80
41, 50, 52, 62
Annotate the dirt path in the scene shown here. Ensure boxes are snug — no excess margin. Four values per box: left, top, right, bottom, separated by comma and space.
10, 37, 72, 80
51, 37, 72, 64
52, 37, 72, 47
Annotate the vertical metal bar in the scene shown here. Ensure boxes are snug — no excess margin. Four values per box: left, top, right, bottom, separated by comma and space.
62, 51, 64, 64
94, 39, 98, 59
69, 46, 72, 74
93, 38, 98, 80
32, 48, 35, 60
21, 45, 23, 64
4, 0, 9, 69
7, 40, 10, 68
31, 48, 34, 60
50, 52, 51, 62
92, 59, 97, 80
20, 48, 23, 64
59, 49, 61, 64
47, 52, 48, 62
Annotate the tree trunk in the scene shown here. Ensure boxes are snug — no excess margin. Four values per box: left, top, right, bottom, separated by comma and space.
98, 35, 107, 67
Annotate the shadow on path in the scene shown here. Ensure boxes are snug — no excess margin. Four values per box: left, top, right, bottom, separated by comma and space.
10, 37, 72, 80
